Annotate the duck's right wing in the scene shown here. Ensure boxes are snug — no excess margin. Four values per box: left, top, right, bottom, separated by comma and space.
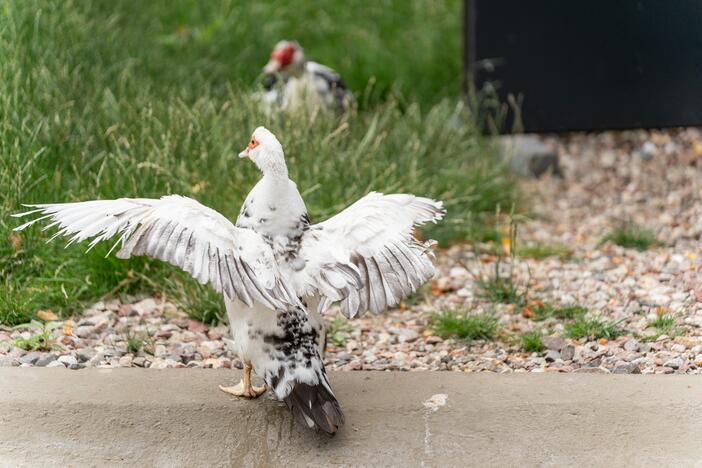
13, 195, 297, 309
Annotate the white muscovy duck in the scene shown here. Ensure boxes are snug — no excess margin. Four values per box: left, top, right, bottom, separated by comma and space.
13, 127, 444, 435
259, 40, 354, 114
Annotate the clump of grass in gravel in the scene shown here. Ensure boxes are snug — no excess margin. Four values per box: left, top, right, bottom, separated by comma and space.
126, 333, 147, 354
520, 330, 545, 352
530, 302, 588, 321
565, 316, 622, 341
475, 277, 525, 306
602, 223, 657, 251
648, 314, 677, 337
475, 218, 528, 306
431, 311, 499, 342
517, 244, 572, 261
327, 317, 355, 347
12, 320, 60, 351
0, 1, 515, 325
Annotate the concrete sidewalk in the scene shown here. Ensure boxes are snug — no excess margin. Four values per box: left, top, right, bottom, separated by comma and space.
1, 370, 701, 467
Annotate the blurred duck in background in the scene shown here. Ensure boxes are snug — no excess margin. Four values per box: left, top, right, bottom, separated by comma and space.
258, 40, 354, 114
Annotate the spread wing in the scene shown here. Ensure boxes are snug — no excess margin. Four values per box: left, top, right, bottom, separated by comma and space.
13, 195, 297, 309
300, 192, 445, 318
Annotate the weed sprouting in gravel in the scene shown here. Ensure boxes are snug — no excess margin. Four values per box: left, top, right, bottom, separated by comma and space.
475, 277, 524, 306
126, 334, 146, 354
517, 244, 572, 261
520, 331, 545, 353
649, 314, 677, 337
602, 223, 657, 251
565, 316, 622, 340
327, 317, 355, 347
475, 214, 528, 306
529, 302, 587, 321
12, 320, 60, 351
431, 311, 499, 342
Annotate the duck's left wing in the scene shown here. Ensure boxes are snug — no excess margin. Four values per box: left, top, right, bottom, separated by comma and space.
299, 192, 445, 318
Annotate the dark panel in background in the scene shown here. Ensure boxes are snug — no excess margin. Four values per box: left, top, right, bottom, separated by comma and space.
465, 0, 702, 133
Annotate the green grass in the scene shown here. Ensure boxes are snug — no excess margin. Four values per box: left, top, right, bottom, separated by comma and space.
475, 277, 524, 306
0, 1, 515, 325
517, 244, 572, 261
531, 303, 587, 321
520, 331, 545, 353
648, 314, 676, 337
564, 316, 622, 341
431, 311, 499, 342
601, 223, 657, 251
12, 320, 60, 351
327, 317, 355, 347
126, 333, 146, 354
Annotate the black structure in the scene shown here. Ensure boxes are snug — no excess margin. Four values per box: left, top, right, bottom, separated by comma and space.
464, 0, 702, 133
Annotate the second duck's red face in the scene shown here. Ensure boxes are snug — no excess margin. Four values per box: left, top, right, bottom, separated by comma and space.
264, 42, 297, 73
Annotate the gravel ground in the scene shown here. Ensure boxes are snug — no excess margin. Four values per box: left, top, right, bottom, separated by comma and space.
4, 129, 702, 374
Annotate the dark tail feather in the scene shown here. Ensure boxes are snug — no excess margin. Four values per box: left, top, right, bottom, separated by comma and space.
284, 379, 345, 435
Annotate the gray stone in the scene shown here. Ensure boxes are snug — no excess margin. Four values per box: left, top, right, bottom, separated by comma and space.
118, 355, 133, 367
132, 298, 159, 315
541, 336, 566, 351
167, 354, 183, 363
545, 350, 561, 362
35, 354, 58, 367
93, 318, 110, 333
102, 348, 123, 358
560, 345, 575, 361
179, 343, 197, 355
663, 358, 683, 369
154, 345, 168, 357
76, 348, 96, 363
74, 326, 95, 338
58, 355, 78, 367
613, 363, 641, 374
623, 340, 639, 352
391, 328, 420, 343
20, 352, 41, 365
133, 357, 147, 367
499, 134, 561, 178
69, 363, 86, 370
45, 361, 65, 368
0, 357, 17, 367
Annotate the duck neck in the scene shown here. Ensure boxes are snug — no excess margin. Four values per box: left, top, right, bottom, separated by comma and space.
255, 151, 289, 179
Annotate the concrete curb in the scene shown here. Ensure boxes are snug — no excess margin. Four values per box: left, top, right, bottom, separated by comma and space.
1, 370, 701, 467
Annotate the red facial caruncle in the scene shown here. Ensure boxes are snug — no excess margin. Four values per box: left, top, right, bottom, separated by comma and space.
271, 42, 296, 68
239, 135, 260, 158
